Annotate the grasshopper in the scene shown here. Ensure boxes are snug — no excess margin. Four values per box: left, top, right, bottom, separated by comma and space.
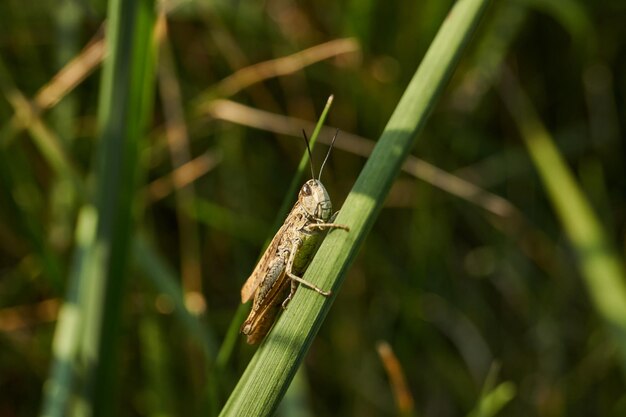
240, 130, 349, 344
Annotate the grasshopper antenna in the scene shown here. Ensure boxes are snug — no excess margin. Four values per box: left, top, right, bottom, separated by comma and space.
318, 129, 339, 180
302, 130, 315, 180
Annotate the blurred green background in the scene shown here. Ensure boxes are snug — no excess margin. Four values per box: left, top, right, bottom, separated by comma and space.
1, 0, 626, 416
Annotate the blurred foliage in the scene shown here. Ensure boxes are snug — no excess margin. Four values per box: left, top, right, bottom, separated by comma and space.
1, 0, 626, 416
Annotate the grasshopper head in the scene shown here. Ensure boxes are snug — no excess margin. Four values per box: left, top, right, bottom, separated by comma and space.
299, 179, 332, 221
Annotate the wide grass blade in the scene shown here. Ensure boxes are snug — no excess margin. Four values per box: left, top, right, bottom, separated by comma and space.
218, 0, 491, 415
40, 1, 158, 416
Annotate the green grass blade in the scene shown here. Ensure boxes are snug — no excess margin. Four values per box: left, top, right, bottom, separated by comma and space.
39, 207, 97, 417
81, 1, 158, 415
466, 363, 516, 417
273, 94, 335, 229
218, 0, 491, 415
500, 71, 626, 371
40, 1, 158, 416
467, 382, 516, 417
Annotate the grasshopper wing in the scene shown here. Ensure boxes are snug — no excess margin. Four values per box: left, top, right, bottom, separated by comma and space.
240, 221, 289, 303
240, 270, 291, 343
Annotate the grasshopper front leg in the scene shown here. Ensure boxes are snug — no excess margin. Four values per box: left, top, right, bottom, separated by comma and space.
305, 223, 349, 232
305, 211, 349, 232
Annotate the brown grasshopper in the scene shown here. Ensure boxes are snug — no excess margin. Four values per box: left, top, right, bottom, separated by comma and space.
240, 130, 349, 344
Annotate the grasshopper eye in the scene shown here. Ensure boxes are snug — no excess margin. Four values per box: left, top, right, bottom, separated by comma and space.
302, 183, 312, 196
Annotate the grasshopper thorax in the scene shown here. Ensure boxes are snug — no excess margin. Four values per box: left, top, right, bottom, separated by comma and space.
298, 179, 332, 222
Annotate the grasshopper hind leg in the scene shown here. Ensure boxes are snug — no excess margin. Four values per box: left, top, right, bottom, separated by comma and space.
281, 239, 332, 310
281, 280, 299, 309
281, 273, 331, 309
